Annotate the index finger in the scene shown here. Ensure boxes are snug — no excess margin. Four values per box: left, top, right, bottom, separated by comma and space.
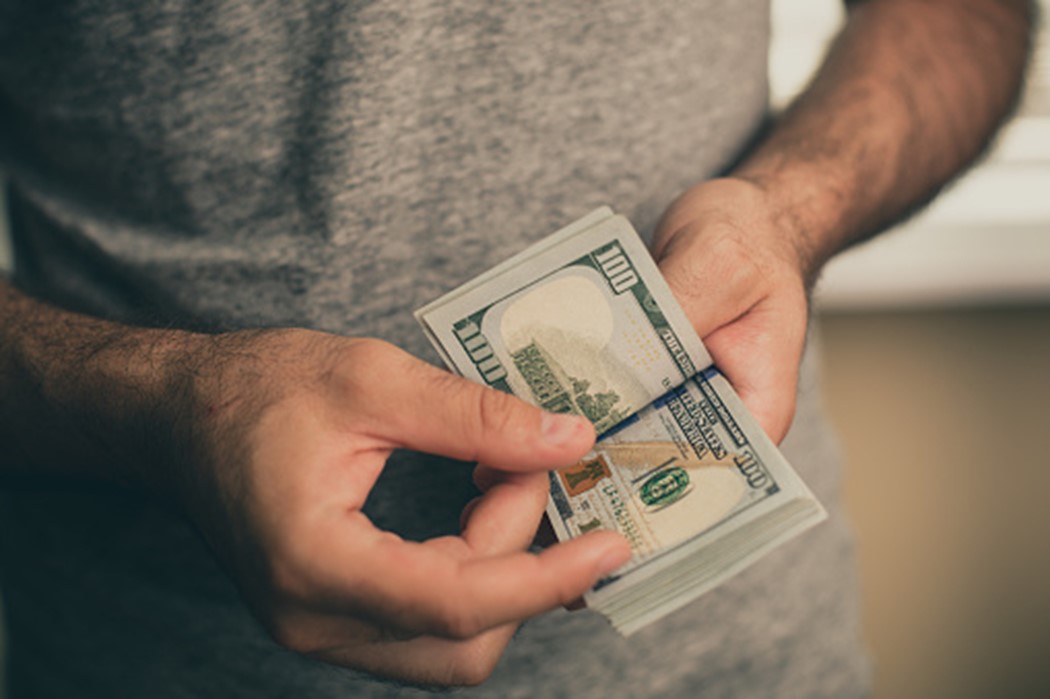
331, 524, 629, 639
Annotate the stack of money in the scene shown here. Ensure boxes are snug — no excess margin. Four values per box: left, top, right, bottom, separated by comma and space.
416, 208, 826, 635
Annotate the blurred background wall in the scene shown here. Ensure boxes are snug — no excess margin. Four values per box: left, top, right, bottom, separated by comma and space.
0, 1, 1047, 697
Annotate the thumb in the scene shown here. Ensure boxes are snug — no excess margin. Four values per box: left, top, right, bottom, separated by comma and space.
361, 344, 596, 471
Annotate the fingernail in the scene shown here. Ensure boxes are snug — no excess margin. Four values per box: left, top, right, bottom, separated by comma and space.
541, 412, 587, 446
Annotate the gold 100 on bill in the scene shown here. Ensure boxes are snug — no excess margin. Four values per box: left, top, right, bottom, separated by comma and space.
416, 207, 826, 636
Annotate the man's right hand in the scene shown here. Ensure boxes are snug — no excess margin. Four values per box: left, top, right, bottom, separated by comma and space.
165, 330, 631, 686
0, 283, 630, 686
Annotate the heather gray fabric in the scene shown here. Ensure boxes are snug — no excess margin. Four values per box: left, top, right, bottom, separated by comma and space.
0, 1, 871, 696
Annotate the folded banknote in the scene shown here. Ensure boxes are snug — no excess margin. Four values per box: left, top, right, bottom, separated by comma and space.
416, 207, 826, 635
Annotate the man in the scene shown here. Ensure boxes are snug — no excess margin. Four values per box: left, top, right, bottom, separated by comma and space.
0, 0, 1032, 695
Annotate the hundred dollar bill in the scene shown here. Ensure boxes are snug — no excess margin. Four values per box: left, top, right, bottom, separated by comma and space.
555, 368, 826, 634
417, 208, 825, 635
416, 208, 712, 433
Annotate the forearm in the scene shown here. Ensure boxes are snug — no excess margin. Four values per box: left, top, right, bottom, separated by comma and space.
0, 280, 200, 487
736, 0, 1034, 281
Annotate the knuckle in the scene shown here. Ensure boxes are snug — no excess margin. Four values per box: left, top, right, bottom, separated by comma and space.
448, 659, 497, 687
661, 248, 706, 297
267, 617, 317, 655
433, 603, 485, 640
710, 232, 767, 285
338, 337, 412, 388
337, 337, 395, 382
328, 337, 422, 413
343, 336, 395, 365
444, 644, 502, 686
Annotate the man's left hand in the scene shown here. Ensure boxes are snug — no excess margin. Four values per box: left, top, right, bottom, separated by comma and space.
652, 177, 811, 443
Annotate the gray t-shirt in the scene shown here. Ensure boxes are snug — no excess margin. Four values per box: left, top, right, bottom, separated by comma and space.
0, 1, 870, 696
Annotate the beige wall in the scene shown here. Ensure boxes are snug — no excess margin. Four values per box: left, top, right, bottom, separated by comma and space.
820, 308, 1050, 699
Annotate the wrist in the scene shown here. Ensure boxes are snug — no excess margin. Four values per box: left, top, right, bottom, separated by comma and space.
97, 326, 214, 496
660, 177, 815, 290
0, 284, 210, 492
725, 167, 844, 290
